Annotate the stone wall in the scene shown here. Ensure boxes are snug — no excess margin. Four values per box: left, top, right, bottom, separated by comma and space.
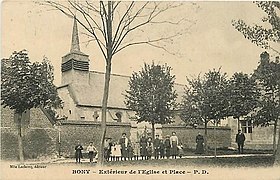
1, 107, 58, 160
58, 120, 131, 157
162, 125, 231, 149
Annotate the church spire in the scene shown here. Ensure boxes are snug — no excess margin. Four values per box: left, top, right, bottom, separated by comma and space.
70, 17, 80, 52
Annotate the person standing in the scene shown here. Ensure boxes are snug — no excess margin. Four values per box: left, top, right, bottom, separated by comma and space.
195, 133, 204, 154
86, 142, 97, 163
140, 134, 147, 160
132, 142, 140, 160
119, 133, 129, 160
178, 143, 184, 158
75, 140, 83, 163
236, 130, 246, 154
164, 135, 171, 159
146, 137, 153, 160
170, 132, 179, 159
159, 139, 165, 159
104, 138, 113, 161
114, 142, 122, 161
153, 135, 161, 159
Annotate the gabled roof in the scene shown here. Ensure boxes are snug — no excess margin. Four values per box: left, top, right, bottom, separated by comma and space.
58, 71, 185, 109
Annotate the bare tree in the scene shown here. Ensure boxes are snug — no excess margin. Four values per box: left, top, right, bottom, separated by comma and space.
40, 0, 196, 166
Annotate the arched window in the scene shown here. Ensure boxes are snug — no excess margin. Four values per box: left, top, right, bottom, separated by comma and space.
115, 112, 122, 122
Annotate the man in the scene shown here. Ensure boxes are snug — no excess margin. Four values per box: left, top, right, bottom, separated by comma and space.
75, 140, 83, 163
119, 133, 129, 160
87, 142, 97, 163
153, 135, 161, 159
235, 130, 246, 154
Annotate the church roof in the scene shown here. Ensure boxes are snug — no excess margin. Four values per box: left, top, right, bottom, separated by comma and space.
58, 71, 185, 109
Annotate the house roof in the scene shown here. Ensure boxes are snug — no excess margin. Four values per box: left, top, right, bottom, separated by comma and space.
58, 71, 185, 109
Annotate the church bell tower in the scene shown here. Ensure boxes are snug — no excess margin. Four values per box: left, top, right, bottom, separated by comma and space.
61, 18, 90, 85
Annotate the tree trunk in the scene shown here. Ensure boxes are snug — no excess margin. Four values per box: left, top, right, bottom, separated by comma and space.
151, 122, 155, 141
273, 119, 278, 155
214, 120, 217, 158
98, 62, 112, 166
97, 1, 113, 167
274, 119, 280, 166
237, 117, 240, 131
204, 121, 208, 153
17, 112, 24, 163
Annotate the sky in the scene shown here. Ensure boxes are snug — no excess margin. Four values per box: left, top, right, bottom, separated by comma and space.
2, 1, 279, 86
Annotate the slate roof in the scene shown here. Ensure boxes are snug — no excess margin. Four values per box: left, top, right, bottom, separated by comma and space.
58, 71, 185, 109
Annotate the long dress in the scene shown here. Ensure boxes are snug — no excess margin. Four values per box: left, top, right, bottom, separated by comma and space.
140, 137, 147, 157
146, 141, 153, 159
164, 138, 171, 158
196, 134, 204, 154
170, 135, 178, 156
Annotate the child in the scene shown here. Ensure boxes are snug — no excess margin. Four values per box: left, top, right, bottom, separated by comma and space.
114, 142, 121, 161
159, 139, 165, 159
110, 143, 116, 161
178, 143, 184, 158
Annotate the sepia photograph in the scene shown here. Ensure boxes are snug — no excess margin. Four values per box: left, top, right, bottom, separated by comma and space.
1, 1, 280, 180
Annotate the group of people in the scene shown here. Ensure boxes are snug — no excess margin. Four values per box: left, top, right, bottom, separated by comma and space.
104, 132, 184, 161
74, 130, 245, 163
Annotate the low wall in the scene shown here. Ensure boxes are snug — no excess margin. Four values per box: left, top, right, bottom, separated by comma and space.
58, 120, 131, 157
162, 125, 231, 149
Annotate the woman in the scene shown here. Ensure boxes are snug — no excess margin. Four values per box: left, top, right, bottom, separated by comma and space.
140, 134, 147, 160
196, 133, 204, 154
170, 132, 179, 159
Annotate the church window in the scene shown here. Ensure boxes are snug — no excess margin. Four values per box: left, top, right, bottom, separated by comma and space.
240, 120, 253, 133
93, 111, 99, 121
69, 110, 72, 114
115, 112, 122, 122
80, 116, 85, 120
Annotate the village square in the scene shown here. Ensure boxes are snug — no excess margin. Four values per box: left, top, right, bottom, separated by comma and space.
1, 1, 280, 180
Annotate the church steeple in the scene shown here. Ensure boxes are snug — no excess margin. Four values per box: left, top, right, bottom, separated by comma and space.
70, 18, 81, 52
61, 17, 90, 84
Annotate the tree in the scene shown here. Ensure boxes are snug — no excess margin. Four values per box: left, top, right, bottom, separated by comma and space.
249, 52, 280, 155
181, 69, 229, 154
228, 72, 260, 130
125, 62, 177, 140
1, 50, 61, 162
41, 1, 195, 165
232, 1, 280, 54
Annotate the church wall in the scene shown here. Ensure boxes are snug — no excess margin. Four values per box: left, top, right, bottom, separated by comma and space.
1, 107, 58, 160
57, 86, 78, 120
162, 125, 231, 149
74, 106, 133, 123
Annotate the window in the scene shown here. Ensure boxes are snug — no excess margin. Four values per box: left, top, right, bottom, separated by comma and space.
80, 116, 85, 120
93, 111, 99, 121
69, 110, 72, 114
115, 112, 122, 122
240, 120, 253, 133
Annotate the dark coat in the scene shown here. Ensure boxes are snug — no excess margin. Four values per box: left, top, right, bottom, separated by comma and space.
75, 144, 83, 158
140, 137, 147, 156
236, 133, 246, 143
153, 138, 161, 149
